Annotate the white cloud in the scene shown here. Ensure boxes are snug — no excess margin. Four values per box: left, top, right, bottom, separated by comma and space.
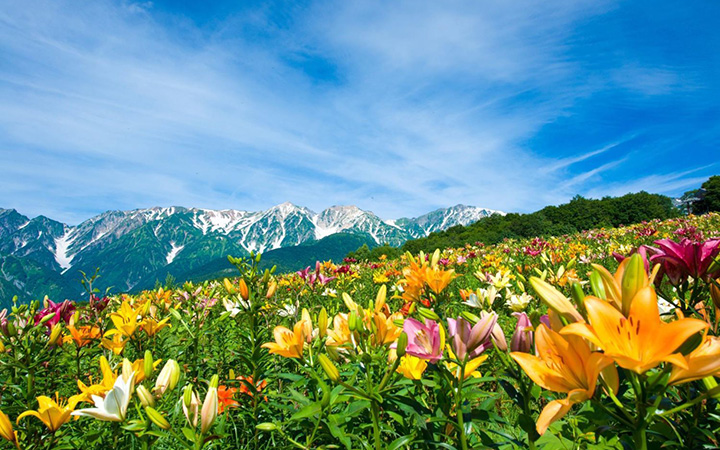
0, 0, 714, 225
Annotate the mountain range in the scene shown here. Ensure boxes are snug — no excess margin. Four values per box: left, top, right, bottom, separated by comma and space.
0, 203, 501, 306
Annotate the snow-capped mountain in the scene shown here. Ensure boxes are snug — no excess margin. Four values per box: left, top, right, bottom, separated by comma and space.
0, 203, 502, 304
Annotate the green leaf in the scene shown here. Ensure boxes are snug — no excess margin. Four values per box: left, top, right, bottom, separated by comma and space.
291, 402, 321, 421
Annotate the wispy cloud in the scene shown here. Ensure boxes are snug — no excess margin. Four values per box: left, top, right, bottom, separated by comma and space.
0, 0, 718, 224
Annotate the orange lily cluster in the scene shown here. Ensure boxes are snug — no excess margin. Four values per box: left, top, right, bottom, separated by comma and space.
517, 253, 720, 434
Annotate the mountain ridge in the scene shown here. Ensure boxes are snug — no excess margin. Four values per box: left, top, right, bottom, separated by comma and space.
0, 203, 503, 305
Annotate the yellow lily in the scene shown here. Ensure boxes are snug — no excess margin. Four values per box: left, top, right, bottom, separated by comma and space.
561, 289, 708, 374
370, 311, 403, 347
511, 324, 614, 435
0, 409, 17, 446
140, 316, 171, 337
17, 393, 84, 432
78, 356, 116, 400
326, 313, 353, 347
396, 355, 428, 380
668, 335, 720, 385
444, 346, 487, 380
101, 332, 127, 355
132, 356, 163, 384
108, 301, 140, 338
262, 321, 305, 359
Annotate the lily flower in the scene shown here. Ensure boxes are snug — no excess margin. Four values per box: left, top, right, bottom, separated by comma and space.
326, 313, 353, 348
447, 314, 496, 361
107, 301, 140, 338
64, 325, 101, 348
422, 266, 456, 294
403, 318, 444, 363
561, 289, 708, 374
647, 238, 720, 285
18, 392, 84, 432
668, 335, 720, 385
140, 316, 171, 337
262, 321, 305, 359
73, 370, 136, 422
33, 299, 75, 329
78, 356, 116, 400
396, 355, 428, 380
0, 409, 17, 446
511, 324, 614, 435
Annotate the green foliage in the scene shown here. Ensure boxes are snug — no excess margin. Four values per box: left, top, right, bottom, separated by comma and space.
695, 175, 720, 214
403, 191, 679, 254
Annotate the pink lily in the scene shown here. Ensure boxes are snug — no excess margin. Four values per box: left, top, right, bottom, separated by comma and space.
447, 314, 497, 361
510, 312, 533, 353
403, 318, 444, 363
647, 238, 720, 285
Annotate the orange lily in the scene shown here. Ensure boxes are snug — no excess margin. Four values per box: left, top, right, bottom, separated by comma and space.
217, 386, 239, 413
422, 266, 456, 294
262, 321, 305, 359
17, 393, 84, 432
64, 325, 101, 348
668, 335, 720, 385
561, 289, 708, 374
511, 324, 614, 435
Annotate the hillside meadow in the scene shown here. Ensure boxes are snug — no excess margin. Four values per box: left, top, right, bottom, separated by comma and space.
0, 213, 719, 448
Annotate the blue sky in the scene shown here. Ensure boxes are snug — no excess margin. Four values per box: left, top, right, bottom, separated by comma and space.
1, 0, 718, 225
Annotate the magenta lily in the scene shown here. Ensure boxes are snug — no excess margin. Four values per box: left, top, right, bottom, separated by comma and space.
647, 238, 720, 285
34, 299, 75, 329
510, 312, 533, 353
297, 261, 336, 286
447, 313, 496, 361
403, 318, 444, 363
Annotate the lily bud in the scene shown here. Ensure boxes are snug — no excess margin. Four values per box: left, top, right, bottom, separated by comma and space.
375, 285, 387, 312
39, 312, 56, 325
417, 307, 439, 321
348, 311, 359, 332
621, 253, 647, 316
144, 350, 154, 379
342, 293, 358, 312
510, 312, 533, 353
318, 354, 340, 382
183, 386, 200, 428
137, 385, 155, 407
481, 311, 507, 351
209, 374, 219, 389
154, 359, 180, 396
710, 279, 720, 310
431, 249, 441, 267
266, 281, 277, 299
200, 386, 218, 434
326, 345, 341, 361
0, 409, 16, 444
238, 279, 250, 301
122, 358, 134, 383
228, 369, 235, 380
318, 308, 328, 338
529, 277, 583, 323
396, 332, 408, 357
48, 324, 62, 345
146, 406, 171, 430
223, 278, 236, 294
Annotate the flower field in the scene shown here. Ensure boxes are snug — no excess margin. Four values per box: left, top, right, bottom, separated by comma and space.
1, 213, 720, 449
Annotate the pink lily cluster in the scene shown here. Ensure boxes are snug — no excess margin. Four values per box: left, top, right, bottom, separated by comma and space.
297, 261, 336, 286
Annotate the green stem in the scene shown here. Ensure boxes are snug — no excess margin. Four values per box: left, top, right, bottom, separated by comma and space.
457, 362, 468, 450
371, 401, 382, 450
633, 427, 647, 450
658, 384, 720, 417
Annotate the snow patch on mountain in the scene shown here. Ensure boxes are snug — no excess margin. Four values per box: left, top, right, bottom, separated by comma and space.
54, 230, 75, 271
166, 242, 184, 264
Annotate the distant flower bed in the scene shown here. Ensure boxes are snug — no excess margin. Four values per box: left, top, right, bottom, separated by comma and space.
0, 213, 719, 449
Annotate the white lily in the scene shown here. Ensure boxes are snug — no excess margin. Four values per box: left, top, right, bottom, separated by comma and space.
73, 371, 136, 422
